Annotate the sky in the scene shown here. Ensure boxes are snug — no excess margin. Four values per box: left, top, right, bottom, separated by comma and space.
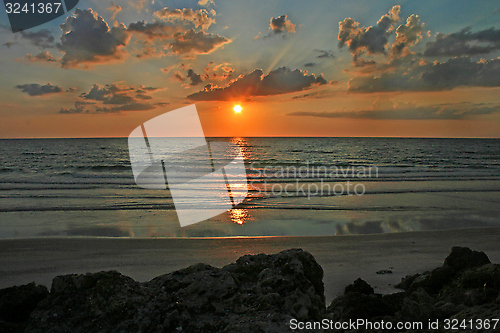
0, 0, 499, 138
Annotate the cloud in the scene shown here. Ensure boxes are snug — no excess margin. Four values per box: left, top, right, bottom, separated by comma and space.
186, 69, 203, 86
129, 0, 152, 13
304, 62, 315, 67
424, 27, 500, 57
3, 41, 16, 48
107, 2, 122, 21
390, 14, 425, 58
20, 29, 55, 48
58, 9, 130, 68
95, 102, 155, 113
198, 0, 215, 6
171, 29, 230, 57
22, 51, 58, 62
127, 21, 175, 58
59, 102, 89, 114
81, 83, 159, 104
127, 21, 176, 39
288, 102, 500, 120
349, 57, 500, 92
269, 15, 296, 35
173, 62, 234, 87
60, 83, 160, 114
55, 7, 229, 65
154, 7, 216, 31
315, 49, 335, 58
59, 106, 86, 114
338, 5, 400, 65
172, 72, 186, 82
16, 83, 63, 96
188, 67, 326, 101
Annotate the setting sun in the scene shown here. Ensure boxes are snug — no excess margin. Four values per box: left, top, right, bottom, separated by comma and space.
233, 105, 242, 113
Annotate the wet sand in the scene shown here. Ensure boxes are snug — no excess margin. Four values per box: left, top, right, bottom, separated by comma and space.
1, 226, 499, 304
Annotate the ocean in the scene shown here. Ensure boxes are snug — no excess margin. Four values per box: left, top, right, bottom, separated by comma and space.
0, 137, 499, 239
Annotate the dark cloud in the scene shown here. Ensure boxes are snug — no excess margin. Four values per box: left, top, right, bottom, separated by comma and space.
54, 7, 229, 66
186, 69, 203, 86
95, 103, 155, 113
20, 29, 55, 48
349, 57, 500, 92
15, 83, 63, 96
61, 83, 159, 114
58, 9, 130, 68
23, 51, 58, 62
288, 102, 500, 120
136, 93, 152, 100
269, 15, 296, 35
154, 7, 216, 31
171, 29, 231, 57
338, 5, 400, 65
127, 21, 175, 40
172, 73, 186, 82
304, 62, 315, 67
3, 41, 16, 48
315, 49, 335, 58
59, 101, 93, 114
154, 101, 170, 107
59, 104, 87, 114
174, 62, 233, 87
81, 83, 158, 105
203, 62, 234, 80
424, 27, 500, 57
188, 67, 326, 101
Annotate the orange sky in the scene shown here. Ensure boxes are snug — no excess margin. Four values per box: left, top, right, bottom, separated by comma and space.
1, 1, 499, 138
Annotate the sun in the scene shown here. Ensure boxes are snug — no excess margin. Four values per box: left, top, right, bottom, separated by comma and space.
233, 105, 242, 113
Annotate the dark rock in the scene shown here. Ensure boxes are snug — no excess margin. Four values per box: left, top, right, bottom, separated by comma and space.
376, 269, 392, 275
328, 279, 404, 321
444, 246, 490, 271
408, 266, 455, 294
327, 246, 500, 329
395, 273, 420, 291
0, 282, 48, 333
344, 278, 374, 295
0, 282, 48, 323
25, 248, 324, 333
328, 293, 390, 320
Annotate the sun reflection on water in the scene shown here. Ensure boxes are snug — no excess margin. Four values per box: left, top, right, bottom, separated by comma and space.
230, 208, 250, 225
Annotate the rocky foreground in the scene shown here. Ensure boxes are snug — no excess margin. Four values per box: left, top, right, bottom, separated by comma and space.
0, 247, 499, 332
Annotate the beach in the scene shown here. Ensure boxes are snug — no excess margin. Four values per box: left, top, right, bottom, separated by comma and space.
2, 226, 500, 304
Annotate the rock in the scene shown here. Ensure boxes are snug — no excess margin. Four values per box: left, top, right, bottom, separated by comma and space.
395, 273, 420, 291
0, 282, 48, 323
327, 246, 500, 328
328, 279, 404, 321
444, 246, 490, 271
328, 292, 393, 320
376, 269, 392, 275
0, 282, 48, 333
25, 248, 324, 333
408, 266, 455, 294
344, 278, 374, 295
